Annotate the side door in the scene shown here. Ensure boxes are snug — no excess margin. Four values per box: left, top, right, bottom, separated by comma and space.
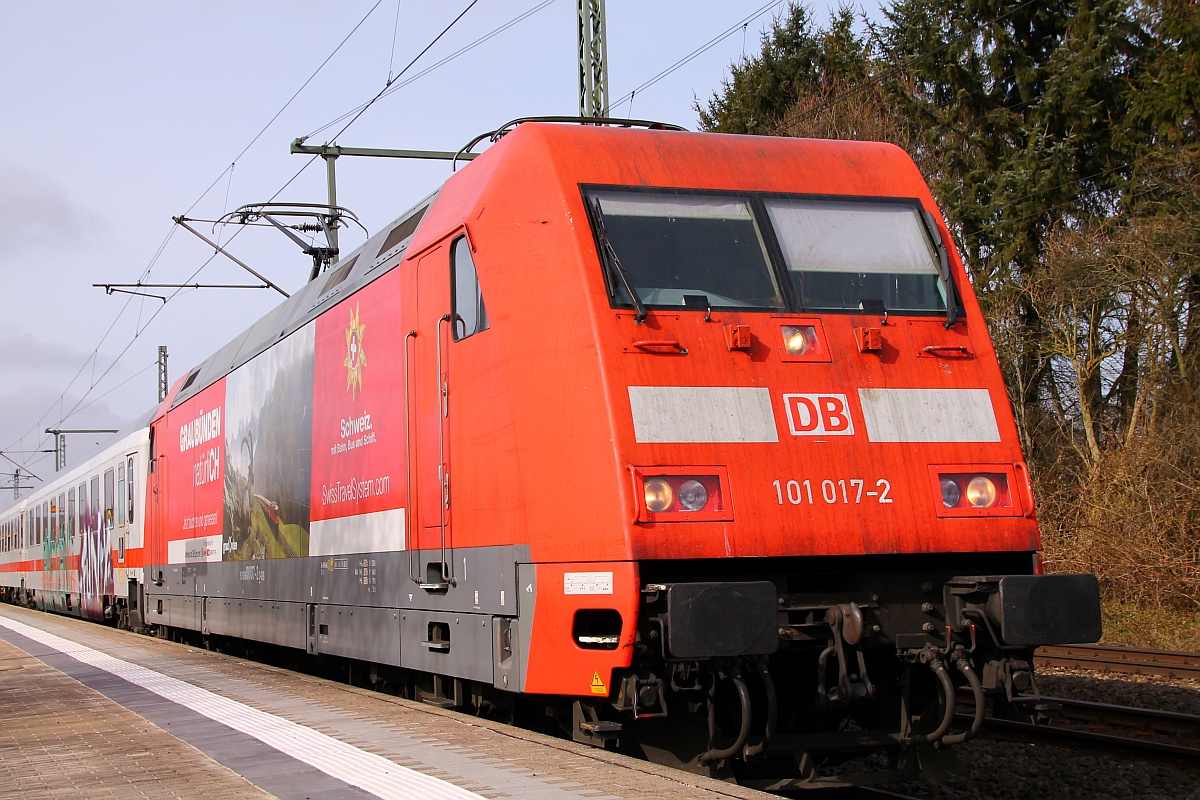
404, 244, 454, 588
148, 417, 167, 583
403, 233, 488, 590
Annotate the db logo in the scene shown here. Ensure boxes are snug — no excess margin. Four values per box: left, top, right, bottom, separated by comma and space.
783, 393, 855, 436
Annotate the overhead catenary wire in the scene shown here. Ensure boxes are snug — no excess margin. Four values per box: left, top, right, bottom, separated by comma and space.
388, 0, 404, 81
609, 0, 786, 117
6, 1, 788, 487
304, 0, 559, 142
212, 0, 387, 203
5, 3, 391, 468
318, 0, 480, 147
8, 2, 488, 480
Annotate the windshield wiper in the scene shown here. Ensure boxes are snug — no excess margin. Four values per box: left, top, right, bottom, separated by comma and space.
922, 210, 960, 328
588, 197, 647, 323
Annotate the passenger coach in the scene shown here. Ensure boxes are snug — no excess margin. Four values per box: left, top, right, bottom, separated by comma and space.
1, 423, 149, 626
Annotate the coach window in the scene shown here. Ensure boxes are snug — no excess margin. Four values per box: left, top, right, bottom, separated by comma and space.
68, 489, 76, 541
104, 469, 115, 532
58, 494, 65, 541
127, 456, 135, 524
90, 476, 100, 533
117, 463, 126, 528
78, 482, 87, 538
451, 236, 488, 341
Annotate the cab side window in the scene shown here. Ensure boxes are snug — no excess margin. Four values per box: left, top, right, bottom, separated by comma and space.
451, 236, 488, 341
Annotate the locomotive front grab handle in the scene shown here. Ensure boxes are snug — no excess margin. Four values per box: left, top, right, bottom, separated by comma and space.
921, 345, 972, 357
630, 340, 688, 354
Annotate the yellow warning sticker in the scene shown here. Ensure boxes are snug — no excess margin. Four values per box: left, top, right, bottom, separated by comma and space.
590, 670, 607, 695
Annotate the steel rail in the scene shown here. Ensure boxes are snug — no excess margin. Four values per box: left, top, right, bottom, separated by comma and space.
954, 688, 1200, 769
1045, 696, 1200, 739
975, 714, 1200, 768
1036, 644, 1200, 680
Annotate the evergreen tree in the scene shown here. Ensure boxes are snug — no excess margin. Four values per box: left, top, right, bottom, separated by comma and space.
698, 0, 1200, 627
699, 4, 875, 135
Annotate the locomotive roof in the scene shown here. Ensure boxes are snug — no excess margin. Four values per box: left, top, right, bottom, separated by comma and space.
169, 189, 439, 411
166, 121, 929, 413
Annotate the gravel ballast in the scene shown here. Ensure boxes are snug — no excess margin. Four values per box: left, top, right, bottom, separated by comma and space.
880, 668, 1200, 799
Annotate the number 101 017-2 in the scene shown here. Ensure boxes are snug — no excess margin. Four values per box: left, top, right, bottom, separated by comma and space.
772, 478, 893, 505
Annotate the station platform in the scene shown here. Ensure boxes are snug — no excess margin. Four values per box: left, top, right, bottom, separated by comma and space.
0, 606, 771, 800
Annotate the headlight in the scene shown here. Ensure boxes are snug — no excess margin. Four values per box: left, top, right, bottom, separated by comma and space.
781, 325, 814, 355
940, 478, 962, 509
966, 476, 998, 508
634, 470, 729, 521
644, 478, 673, 512
678, 480, 708, 511
934, 469, 1015, 515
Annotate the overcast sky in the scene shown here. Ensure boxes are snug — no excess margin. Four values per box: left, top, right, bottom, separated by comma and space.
0, 0, 849, 510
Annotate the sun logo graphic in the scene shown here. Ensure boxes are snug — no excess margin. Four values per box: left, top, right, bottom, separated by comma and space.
344, 303, 366, 399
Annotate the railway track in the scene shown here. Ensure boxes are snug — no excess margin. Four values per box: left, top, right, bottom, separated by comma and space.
978, 708, 1200, 767
1027, 644, 1200, 762
1036, 644, 1200, 679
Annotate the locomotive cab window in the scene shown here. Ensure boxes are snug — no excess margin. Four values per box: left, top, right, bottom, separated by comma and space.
451, 236, 489, 341
764, 197, 948, 314
586, 187, 960, 318
587, 189, 785, 312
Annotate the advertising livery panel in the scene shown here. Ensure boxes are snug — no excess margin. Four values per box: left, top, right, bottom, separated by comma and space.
161, 275, 406, 565
222, 323, 315, 561
310, 271, 407, 555
164, 378, 228, 563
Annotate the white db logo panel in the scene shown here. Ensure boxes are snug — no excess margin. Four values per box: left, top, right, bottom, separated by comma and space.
783, 393, 855, 436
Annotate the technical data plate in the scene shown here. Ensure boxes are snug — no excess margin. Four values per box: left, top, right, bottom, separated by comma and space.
0, 605, 773, 800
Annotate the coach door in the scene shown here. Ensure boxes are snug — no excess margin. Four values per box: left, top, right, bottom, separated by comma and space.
148, 418, 167, 583
404, 243, 454, 590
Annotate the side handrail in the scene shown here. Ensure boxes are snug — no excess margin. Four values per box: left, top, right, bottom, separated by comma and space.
403, 330, 419, 584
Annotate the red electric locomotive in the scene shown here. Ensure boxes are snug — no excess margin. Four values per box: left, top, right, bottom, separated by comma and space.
8, 118, 1103, 787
